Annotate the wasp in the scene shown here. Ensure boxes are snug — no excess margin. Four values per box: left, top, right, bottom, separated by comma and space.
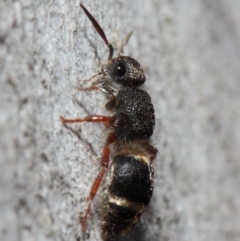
60, 4, 157, 240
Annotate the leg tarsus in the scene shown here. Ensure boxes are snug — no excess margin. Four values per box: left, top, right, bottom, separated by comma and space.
81, 202, 92, 232
76, 85, 100, 91
77, 71, 102, 91
81, 168, 106, 232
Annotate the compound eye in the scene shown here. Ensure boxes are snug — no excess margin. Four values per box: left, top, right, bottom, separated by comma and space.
112, 62, 126, 77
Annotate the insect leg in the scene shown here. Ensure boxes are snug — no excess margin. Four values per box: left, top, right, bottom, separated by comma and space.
100, 131, 116, 167
76, 85, 100, 91
81, 168, 106, 232
81, 132, 116, 232
76, 71, 103, 91
60, 115, 114, 128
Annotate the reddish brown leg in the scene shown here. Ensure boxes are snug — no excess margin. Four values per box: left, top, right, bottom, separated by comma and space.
77, 72, 102, 91
80, 132, 117, 232
60, 113, 117, 231
60, 115, 114, 128
76, 85, 100, 91
81, 168, 106, 232
101, 132, 117, 166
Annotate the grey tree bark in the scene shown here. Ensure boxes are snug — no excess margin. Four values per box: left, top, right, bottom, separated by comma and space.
0, 1, 240, 241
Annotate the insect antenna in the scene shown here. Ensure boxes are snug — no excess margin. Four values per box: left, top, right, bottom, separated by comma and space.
118, 31, 133, 56
80, 4, 114, 60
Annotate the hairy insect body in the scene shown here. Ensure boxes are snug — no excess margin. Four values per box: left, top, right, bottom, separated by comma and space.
60, 4, 158, 240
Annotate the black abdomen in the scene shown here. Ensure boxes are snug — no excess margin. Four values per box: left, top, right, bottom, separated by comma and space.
109, 155, 153, 205
101, 153, 154, 240
101, 203, 140, 241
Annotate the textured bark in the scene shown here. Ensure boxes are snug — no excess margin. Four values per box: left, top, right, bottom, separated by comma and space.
0, 1, 240, 241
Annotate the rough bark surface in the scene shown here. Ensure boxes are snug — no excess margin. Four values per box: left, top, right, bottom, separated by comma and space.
0, 1, 240, 241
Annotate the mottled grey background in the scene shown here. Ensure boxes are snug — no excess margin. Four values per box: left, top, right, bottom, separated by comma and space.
0, 0, 240, 241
